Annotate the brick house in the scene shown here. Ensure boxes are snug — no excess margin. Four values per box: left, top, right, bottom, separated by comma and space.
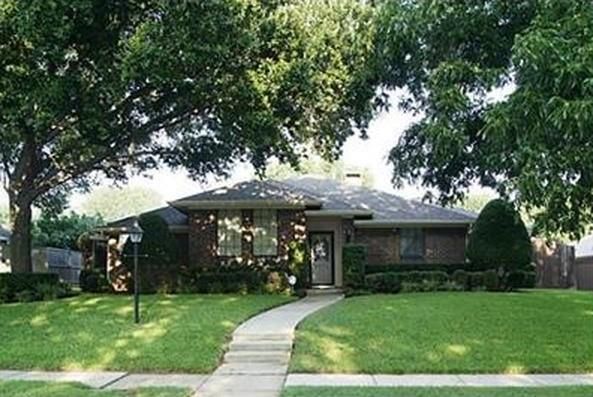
98, 176, 476, 288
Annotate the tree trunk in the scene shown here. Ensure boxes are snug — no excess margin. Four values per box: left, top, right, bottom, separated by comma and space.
8, 197, 33, 273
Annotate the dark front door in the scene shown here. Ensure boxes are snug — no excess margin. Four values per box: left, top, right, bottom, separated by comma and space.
310, 232, 334, 285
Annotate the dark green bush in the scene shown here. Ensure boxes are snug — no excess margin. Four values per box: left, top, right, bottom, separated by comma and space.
343, 244, 367, 289
79, 269, 108, 293
365, 272, 402, 293
483, 269, 501, 291
181, 270, 265, 294
365, 263, 472, 274
122, 213, 179, 293
398, 271, 449, 284
467, 199, 532, 272
0, 273, 61, 303
506, 270, 536, 290
469, 272, 485, 290
452, 270, 470, 290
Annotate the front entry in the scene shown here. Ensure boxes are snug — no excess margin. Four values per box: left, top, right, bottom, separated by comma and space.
309, 232, 334, 285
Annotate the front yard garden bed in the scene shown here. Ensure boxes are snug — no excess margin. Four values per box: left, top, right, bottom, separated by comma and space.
0, 293, 293, 373
290, 290, 593, 374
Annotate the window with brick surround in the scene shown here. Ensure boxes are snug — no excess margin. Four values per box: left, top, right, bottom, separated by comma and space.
217, 210, 242, 256
253, 209, 278, 256
400, 228, 424, 261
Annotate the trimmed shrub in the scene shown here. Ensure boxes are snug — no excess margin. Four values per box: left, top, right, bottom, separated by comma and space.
79, 269, 108, 293
365, 263, 471, 275
483, 269, 501, 291
0, 273, 61, 303
452, 270, 470, 290
398, 271, 449, 285
469, 272, 485, 291
0, 273, 71, 303
343, 244, 367, 289
506, 270, 536, 290
467, 199, 532, 272
365, 272, 401, 293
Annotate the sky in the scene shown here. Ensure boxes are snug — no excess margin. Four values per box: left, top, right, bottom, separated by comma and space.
0, 93, 444, 209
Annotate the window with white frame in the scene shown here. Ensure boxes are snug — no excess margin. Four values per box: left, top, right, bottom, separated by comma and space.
253, 209, 278, 256
400, 228, 424, 261
217, 210, 242, 256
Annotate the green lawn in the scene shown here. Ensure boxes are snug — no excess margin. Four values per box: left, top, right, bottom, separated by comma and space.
0, 381, 189, 397
0, 293, 292, 373
282, 386, 593, 397
290, 290, 593, 374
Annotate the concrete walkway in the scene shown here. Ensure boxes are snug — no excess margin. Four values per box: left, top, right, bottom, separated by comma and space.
194, 294, 343, 397
286, 373, 593, 388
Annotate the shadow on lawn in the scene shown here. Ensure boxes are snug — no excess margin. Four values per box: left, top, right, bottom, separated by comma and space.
0, 294, 253, 373
291, 291, 593, 374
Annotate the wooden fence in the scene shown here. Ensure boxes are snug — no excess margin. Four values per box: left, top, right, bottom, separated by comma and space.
32, 247, 83, 284
533, 239, 576, 289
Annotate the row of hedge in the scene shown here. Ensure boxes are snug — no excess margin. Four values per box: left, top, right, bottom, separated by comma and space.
80, 267, 292, 295
0, 273, 73, 303
364, 269, 536, 294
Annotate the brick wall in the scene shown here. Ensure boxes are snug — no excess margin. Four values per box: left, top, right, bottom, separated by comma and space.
187, 209, 306, 267
424, 227, 467, 264
356, 228, 399, 265
188, 210, 218, 267
277, 209, 307, 258
355, 226, 468, 266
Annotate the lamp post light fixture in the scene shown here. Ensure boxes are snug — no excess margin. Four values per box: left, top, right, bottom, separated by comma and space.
129, 220, 144, 324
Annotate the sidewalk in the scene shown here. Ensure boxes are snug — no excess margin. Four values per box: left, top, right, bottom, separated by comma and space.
286, 373, 593, 388
3, 370, 593, 391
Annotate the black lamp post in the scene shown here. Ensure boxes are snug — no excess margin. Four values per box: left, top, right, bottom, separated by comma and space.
128, 220, 144, 324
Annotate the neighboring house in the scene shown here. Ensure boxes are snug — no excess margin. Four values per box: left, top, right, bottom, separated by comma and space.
97, 176, 476, 288
0, 226, 11, 273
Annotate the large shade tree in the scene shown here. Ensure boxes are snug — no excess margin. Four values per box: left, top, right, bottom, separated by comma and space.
375, 0, 593, 238
0, 0, 377, 272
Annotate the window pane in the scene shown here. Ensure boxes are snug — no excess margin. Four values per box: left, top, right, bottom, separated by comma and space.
400, 228, 424, 261
253, 209, 278, 256
217, 210, 242, 256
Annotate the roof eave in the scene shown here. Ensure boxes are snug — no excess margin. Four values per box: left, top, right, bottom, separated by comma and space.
354, 219, 475, 228
305, 209, 374, 219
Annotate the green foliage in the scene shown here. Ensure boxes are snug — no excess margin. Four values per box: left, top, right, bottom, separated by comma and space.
364, 273, 401, 294
287, 240, 310, 290
264, 271, 290, 295
79, 269, 109, 293
80, 187, 164, 222
181, 271, 264, 295
0, 380, 190, 397
467, 199, 532, 272
483, 270, 501, 292
0, 273, 62, 303
32, 211, 102, 250
366, 263, 472, 274
124, 214, 179, 268
0, 0, 377, 272
377, 0, 593, 238
506, 270, 537, 290
343, 244, 367, 289
456, 193, 497, 215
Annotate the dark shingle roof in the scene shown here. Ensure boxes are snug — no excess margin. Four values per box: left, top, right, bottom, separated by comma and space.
172, 180, 321, 206
106, 206, 188, 228
277, 177, 477, 222
0, 226, 10, 241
